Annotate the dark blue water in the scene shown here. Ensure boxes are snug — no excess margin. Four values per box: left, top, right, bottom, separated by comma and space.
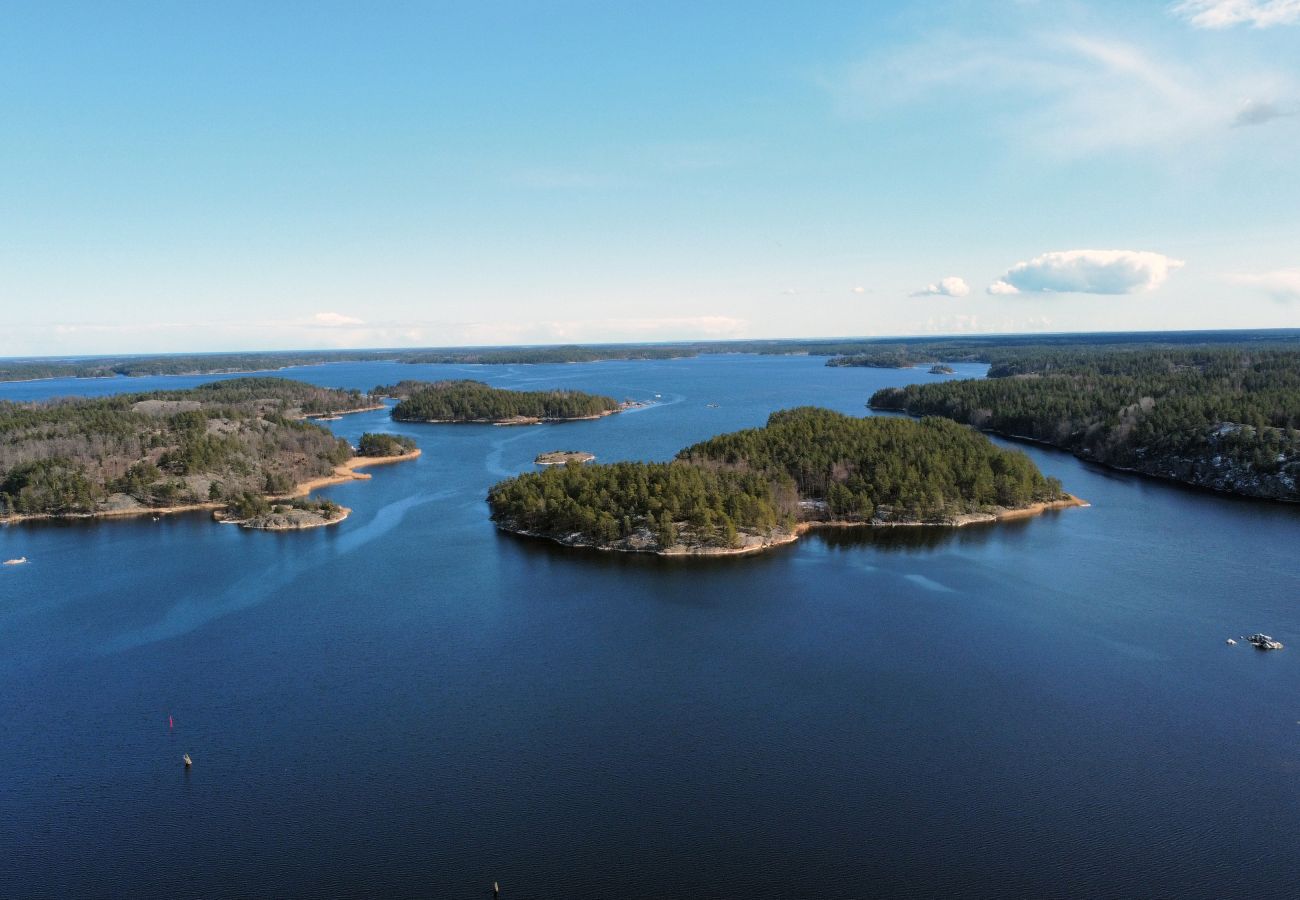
2, 356, 1297, 899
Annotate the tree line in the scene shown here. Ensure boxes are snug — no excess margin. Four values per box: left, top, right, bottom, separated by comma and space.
4, 329, 1295, 383
357, 433, 417, 456
0, 378, 370, 517
869, 347, 1300, 501
487, 407, 1065, 551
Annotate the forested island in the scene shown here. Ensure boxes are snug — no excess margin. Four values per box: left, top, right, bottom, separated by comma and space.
380, 380, 624, 424
0, 378, 414, 528
869, 348, 1300, 501
487, 407, 1078, 556
357, 432, 418, 457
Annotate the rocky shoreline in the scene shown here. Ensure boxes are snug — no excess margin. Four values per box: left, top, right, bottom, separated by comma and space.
214, 504, 352, 530
535, 450, 596, 465
493, 495, 1088, 558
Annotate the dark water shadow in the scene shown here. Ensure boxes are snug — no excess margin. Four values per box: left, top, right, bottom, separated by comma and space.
492, 515, 1038, 567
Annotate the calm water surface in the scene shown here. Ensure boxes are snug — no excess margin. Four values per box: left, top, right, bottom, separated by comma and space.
1, 356, 1297, 899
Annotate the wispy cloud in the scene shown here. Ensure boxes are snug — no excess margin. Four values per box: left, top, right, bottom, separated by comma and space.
311, 311, 365, 327
831, 30, 1298, 155
1227, 268, 1300, 300
921, 314, 1054, 334
1172, 0, 1300, 29
989, 249, 1184, 295
1232, 98, 1294, 126
912, 276, 970, 298
2, 314, 751, 356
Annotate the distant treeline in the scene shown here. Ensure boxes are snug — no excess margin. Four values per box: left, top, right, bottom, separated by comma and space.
0, 378, 371, 518
382, 380, 621, 423
869, 347, 1300, 501
487, 407, 1065, 551
6, 330, 1298, 382
0, 352, 399, 382
401, 345, 690, 364
827, 331, 1300, 370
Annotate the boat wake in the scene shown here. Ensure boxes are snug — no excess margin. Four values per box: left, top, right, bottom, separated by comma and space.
334, 490, 451, 555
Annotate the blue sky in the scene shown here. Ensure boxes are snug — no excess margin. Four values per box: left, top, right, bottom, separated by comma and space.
2, 0, 1298, 355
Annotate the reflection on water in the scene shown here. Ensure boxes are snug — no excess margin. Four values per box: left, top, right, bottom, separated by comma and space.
809, 517, 1033, 553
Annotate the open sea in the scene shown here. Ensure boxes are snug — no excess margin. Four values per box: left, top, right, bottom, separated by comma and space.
1, 355, 1297, 899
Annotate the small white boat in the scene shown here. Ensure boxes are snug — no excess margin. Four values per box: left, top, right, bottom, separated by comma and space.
182, 753, 192, 768
1247, 633, 1284, 651
2, 557, 27, 566
1225, 638, 1236, 645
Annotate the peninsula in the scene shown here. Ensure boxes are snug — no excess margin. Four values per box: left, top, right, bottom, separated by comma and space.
0, 377, 416, 529
868, 347, 1300, 502
487, 407, 1079, 557
379, 379, 624, 425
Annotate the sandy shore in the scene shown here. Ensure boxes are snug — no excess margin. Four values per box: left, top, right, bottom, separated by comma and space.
497, 494, 1089, 558
285, 449, 422, 497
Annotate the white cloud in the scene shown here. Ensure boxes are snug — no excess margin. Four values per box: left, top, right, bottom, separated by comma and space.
992, 249, 1184, 294
912, 276, 970, 298
311, 312, 365, 327
1227, 268, 1300, 300
1172, 0, 1300, 28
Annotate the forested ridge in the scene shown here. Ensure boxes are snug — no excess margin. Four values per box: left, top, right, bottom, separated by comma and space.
0, 378, 372, 518
383, 380, 621, 422
869, 348, 1300, 501
487, 408, 1067, 554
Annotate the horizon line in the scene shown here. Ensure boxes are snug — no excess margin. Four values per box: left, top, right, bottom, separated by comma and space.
4, 326, 1300, 364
